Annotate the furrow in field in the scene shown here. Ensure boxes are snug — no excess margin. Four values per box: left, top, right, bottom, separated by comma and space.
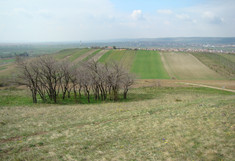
54, 49, 79, 60
161, 52, 224, 80
66, 49, 90, 62
72, 49, 97, 64
83, 49, 101, 62
92, 50, 109, 62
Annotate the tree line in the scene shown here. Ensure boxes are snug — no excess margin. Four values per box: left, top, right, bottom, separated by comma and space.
16, 56, 134, 103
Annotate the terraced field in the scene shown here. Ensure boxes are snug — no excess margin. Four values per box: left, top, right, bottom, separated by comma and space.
161, 52, 224, 80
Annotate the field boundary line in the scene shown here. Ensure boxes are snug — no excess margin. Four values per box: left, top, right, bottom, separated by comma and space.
178, 82, 235, 93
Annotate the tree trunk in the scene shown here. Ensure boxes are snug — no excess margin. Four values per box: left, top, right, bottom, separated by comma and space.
123, 88, 128, 99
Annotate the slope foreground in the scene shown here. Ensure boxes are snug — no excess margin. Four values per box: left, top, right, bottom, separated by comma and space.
0, 87, 234, 160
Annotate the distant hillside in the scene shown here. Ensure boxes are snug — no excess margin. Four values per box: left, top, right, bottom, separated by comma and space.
1, 37, 235, 58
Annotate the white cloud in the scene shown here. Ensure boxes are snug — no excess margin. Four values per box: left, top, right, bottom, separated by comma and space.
176, 14, 190, 20
131, 10, 144, 20
202, 11, 223, 24
0, 0, 235, 42
157, 9, 173, 15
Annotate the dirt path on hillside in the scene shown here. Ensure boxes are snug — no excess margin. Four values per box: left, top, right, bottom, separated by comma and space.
178, 82, 235, 93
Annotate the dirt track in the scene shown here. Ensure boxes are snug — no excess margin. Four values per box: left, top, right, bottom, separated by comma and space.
133, 79, 235, 92
178, 82, 235, 93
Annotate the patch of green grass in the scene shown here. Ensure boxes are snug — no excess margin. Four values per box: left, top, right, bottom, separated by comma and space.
0, 86, 234, 160
131, 50, 170, 79
99, 50, 115, 63
0, 88, 34, 107
0, 58, 15, 65
82, 49, 101, 62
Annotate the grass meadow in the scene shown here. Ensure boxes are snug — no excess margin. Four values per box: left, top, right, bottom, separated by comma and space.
0, 86, 234, 160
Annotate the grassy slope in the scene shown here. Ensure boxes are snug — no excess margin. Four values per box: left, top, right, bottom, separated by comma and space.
53, 48, 91, 61
92, 50, 109, 62
0, 87, 234, 160
53, 48, 79, 60
99, 50, 136, 70
68, 49, 91, 62
219, 53, 235, 63
191, 52, 235, 79
161, 52, 224, 80
82, 49, 101, 62
131, 50, 170, 79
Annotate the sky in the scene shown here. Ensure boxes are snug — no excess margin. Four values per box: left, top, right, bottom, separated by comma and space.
0, 0, 235, 42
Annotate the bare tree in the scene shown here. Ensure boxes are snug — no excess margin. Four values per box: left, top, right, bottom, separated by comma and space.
36, 56, 61, 103
122, 73, 134, 99
16, 58, 39, 103
17, 55, 134, 104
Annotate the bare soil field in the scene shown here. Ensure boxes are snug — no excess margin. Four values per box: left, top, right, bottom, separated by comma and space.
160, 52, 224, 80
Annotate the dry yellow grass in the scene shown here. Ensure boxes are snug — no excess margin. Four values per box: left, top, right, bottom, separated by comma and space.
160, 52, 224, 80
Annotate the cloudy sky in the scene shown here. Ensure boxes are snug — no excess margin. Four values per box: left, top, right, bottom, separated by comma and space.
0, 0, 235, 42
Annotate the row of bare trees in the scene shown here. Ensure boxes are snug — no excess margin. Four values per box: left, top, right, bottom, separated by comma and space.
16, 56, 134, 103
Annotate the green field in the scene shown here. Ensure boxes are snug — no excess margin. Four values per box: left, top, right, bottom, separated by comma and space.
99, 50, 136, 69
131, 50, 170, 79
0, 87, 234, 160
99, 50, 170, 79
